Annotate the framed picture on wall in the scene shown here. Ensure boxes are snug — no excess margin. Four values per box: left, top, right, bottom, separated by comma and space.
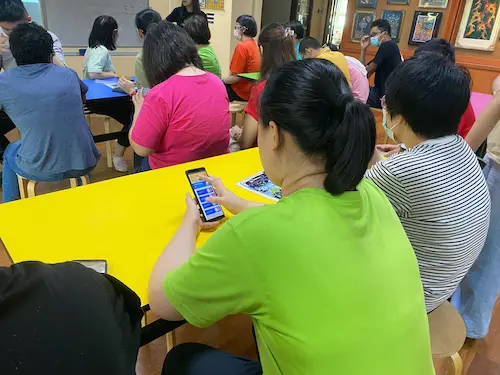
382, 10, 405, 42
408, 11, 442, 45
356, 0, 377, 9
455, 0, 500, 51
418, 0, 448, 8
199, 0, 224, 10
387, 0, 410, 4
351, 11, 377, 41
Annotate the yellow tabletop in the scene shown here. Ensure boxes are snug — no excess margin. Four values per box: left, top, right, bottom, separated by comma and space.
0, 149, 270, 305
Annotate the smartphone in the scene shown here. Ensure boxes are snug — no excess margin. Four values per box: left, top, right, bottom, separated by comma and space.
75, 260, 107, 274
186, 168, 225, 222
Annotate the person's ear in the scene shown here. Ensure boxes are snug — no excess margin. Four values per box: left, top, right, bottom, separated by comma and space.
269, 121, 282, 151
26, 15, 32, 22
137, 29, 144, 39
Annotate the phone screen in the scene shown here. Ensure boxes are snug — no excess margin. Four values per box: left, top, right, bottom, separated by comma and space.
75, 260, 107, 274
187, 169, 225, 222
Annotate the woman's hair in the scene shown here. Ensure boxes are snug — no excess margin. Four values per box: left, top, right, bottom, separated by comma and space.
184, 14, 211, 45
285, 20, 304, 40
10, 22, 53, 65
260, 59, 376, 195
135, 8, 162, 34
88, 15, 118, 51
236, 14, 257, 37
258, 23, 296, 80
184, 0, 201, 13
143, 20, 203, 87
385, 54, 470, 139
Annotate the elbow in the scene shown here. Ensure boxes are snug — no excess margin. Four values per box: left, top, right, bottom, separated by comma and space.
130, 139, 154, 157
148, 285, 184, 322
87, 72, 100, 80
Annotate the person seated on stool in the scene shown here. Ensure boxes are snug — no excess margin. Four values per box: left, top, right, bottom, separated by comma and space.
360, 19, 401, 109
83, 15, 133, 173
366, 54, 491, 313
129, 21, 230, 173
148, 59, 435, 375
232, 23, 296, 150
0, 23, 100, 203
299, 37, 351, 86
0, 0, 66, 163
222, 15, 260, 102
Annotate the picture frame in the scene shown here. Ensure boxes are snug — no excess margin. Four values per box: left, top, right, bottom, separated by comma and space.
387, 0, 410, 4
418, 0, 448, 8
455, 0, 500, 51
351, 11, 377, 42
199, 0, 224, 10
356, 0, 377, 9
408, 11, 442, 45
382, 10, 405, 42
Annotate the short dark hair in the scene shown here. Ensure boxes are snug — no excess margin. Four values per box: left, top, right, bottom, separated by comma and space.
385, 54, 471, 138
0, 0, 26, 22
414, 38, 455, 63
371, 19, 391, 36
88, 15, 118, 51
286, 20, 304, 40
298, 36, 321, 54
143, 20, 203, 87
10, 22, 53, 65
236, 15, 257, 37
258, 23, 296, 80
135, 8, 162, 34
184, 14, 211, 45
260, 59, 376, 195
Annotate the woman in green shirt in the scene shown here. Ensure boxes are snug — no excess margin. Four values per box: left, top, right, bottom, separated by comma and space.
184, 15, 221, 78
149, 60, 434, 375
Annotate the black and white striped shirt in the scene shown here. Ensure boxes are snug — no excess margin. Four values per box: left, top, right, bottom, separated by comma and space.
366, 135, 491, 312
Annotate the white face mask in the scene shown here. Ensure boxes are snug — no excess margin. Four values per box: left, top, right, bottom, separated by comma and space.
233, 28, 240, 39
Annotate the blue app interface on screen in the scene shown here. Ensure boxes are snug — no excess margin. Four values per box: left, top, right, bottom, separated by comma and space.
190, 173, 224, 221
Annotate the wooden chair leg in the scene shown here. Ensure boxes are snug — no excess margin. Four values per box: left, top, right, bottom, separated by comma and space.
80, 175, 89, 186
27, 180, 37, 198
166, 330, 176, 353
17, 175, 28, 199
231, 112, 237, 128
448, 352, 463, 375
70, 178, 78, 189
104, 117, 113, 168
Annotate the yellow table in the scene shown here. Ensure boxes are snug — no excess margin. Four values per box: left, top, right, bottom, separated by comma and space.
0, 149, 270, 305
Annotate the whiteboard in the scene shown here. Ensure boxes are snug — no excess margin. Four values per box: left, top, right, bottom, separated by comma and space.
42, 0, 149, 47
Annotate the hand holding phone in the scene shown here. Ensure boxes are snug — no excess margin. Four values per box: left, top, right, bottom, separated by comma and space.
186, 168, 225, 222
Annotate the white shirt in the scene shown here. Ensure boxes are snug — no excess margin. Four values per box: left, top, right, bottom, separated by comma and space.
0, 28, 65, 71
366, 135, 491, 312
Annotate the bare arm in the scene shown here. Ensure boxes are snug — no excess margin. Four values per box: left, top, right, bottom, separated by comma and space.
466, 92, 500, 151
129, 90, 155, 157
87, 71, 118, 80
223, 74, 241, 85
365, 62, 377, 78
239, 115, 259, 150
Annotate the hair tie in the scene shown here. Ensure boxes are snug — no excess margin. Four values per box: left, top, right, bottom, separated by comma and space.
284, 27, 295, 38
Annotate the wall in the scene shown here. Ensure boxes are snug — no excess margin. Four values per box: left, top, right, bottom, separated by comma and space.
62, 0, 263, 78
340, 0, 500, 93
261, 0, 292, 27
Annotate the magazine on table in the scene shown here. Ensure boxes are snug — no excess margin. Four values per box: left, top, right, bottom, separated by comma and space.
236, 171, 282, 202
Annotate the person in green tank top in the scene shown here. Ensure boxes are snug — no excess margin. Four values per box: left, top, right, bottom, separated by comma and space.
148, 59, 435, 375
184, 15, 221, 78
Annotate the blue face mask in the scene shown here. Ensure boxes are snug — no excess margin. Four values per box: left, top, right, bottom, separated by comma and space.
370, 35, 382, 48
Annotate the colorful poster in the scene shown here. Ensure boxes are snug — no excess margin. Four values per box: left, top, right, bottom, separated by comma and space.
418, 0, 448, 8
456, 0, 500, 50
237, 172, 282, 202
200, 0, 225, 10
382, 10, 405, 42
351, 11, 376, 42
408, 12, 442, 45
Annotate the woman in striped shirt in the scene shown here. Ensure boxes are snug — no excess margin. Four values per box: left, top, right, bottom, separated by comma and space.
366, 53, 491, 312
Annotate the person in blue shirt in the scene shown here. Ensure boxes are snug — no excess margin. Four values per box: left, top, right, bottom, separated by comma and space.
286, 20, 304, 60
0, 23, 100, 203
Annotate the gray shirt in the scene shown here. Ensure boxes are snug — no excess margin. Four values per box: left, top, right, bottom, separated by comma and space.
0, 29, 65, 71
0, 64, 100, 177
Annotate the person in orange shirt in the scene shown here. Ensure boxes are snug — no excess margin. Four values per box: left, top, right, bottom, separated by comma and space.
222, 15, 260, 102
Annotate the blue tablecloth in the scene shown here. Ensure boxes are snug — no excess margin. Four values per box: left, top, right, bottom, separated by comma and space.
84, 77, 135, 101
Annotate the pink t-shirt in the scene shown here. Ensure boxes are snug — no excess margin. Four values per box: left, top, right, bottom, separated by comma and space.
346, 59, 369, 104
132, 73, 230, 169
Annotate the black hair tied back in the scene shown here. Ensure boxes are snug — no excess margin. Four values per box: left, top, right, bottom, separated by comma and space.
260, 59, 376, 196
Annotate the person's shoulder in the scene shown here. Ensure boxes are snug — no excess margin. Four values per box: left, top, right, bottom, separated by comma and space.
383, 40, 401, 52
47, 30, 60, 42
225, 203, 289, 235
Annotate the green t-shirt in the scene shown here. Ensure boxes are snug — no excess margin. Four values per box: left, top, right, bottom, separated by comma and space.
83, 45, 115, 79
134, 51, 148, 89
198, 45, 221, 78
163, 180, 435, 375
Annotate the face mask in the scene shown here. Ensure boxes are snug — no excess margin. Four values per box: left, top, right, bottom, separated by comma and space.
382, 110, 399, 141
370, 34, 382, 48
233, 28, 241, 39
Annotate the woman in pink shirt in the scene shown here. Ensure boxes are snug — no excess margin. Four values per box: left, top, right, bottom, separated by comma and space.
129, 21, 230, 171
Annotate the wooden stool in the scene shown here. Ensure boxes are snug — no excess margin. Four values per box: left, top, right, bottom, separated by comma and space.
229, 101, 248, 127
85, 111, 113, 168
428, 301, 466, 375
17, 175, 89, 199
